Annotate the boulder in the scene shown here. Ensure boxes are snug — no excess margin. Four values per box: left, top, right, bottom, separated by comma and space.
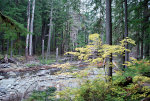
37, 70, 50, 76
58, 76, 66, 79
9, 63, 18, 68
7, 72, 17, 78
0, 76, 4, 80
0, 63, 18, 68
0, 64, 10, 68
0, 88, 7, 95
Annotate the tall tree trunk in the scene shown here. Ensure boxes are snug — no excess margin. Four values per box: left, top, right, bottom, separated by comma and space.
67, 21, 70, 51
143, 0, 149, 58
42, 39, 44, 59
25, 0, 31, 58
136, 32, 140, 59
56, 47, 58, 62
136, 1, 140, 60
34, 35, 37, 54
0, 38, 1, 54
140, 0, 143, 59
55, 27, 57, 51
51, 24, 55, 51
29, 0, 35, 56
46, 1, 53, 60
124, 0, 129, 68
141, 35, 144, 59
19, 47, 21, 55
10, 40, 13, 58
61, 30, 64, 55
106, 0, 112, 77
7, 40, 9, 55
2, 40, 4, 54
119, 0, 125, 69
42, 24, 46, 60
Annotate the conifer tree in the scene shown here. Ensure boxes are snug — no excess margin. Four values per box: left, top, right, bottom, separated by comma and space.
106, 0, 112, 77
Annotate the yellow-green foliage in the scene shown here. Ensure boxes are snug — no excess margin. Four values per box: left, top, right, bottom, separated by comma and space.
57, 79, 110, 101
59, 34, 150, 101
134, 76, 150, 83
57, 77, 150, 101
124, 59, 150, 77
65, 33, 135, 65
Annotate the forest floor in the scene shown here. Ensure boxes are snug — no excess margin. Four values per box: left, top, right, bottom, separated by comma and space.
0, 55, 88, 73
0, 55, 101, 100
0, 55, 150, 101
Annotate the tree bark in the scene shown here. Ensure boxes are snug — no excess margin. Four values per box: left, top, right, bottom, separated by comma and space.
0, 44, 2, 54
136, 1, 140, 60
34, 35, 37, 54
121, 0, 125, 69
2, 40, 4, 54
140, 0, 143, 59
124, 0, 129, 68
143, 0, 149, 58
42, 24, 46, 60
25, 0, 31, 58
56, 47, 58, 62
141, 36, 143, 59
46, 1, 53, 60
29, 0, 35, 56
42, 39, 44, 60
61, 30, 64, 55
10, 40, 13, 58
106, 0, 112, 77
136, 32, 140, 59
51, 24, 55, 51
7, 40, 9, 55
67, 21, 70, 51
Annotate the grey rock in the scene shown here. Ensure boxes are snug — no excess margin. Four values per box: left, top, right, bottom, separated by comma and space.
9, 63, 18, 68
0, 64, 10, 68
32, 75, 37, 77
0, 88, 7, 94
0, 79, 15, 90
48, 75, 57, 80
66, 75, 75, 78
25, 73, 30, 77
7, 72, 16, 78
58, 76, 66, 79
0, 76, 4, 80
37, 70, 50, 76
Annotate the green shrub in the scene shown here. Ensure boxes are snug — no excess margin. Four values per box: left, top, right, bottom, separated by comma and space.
58, 59, 150, 101
26, 63, 38, 67
58, 77, 150, 101
124, 59, 150, 77
40, 59, 56, 65
26, 87, 57, 101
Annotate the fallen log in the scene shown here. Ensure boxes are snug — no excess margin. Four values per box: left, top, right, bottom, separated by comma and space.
0, 65, 59, 73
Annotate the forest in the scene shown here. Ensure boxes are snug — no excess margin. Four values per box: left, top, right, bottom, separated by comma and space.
0, 0, 150, 101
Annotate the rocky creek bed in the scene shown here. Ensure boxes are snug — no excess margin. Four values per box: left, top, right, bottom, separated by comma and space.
0, 61, 106, 101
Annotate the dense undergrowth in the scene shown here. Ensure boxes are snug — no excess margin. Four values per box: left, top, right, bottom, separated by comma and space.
25, 87, 57, 101
25, 34, 150, 101
57, 60, 150, 101
25, 60, 150, 101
